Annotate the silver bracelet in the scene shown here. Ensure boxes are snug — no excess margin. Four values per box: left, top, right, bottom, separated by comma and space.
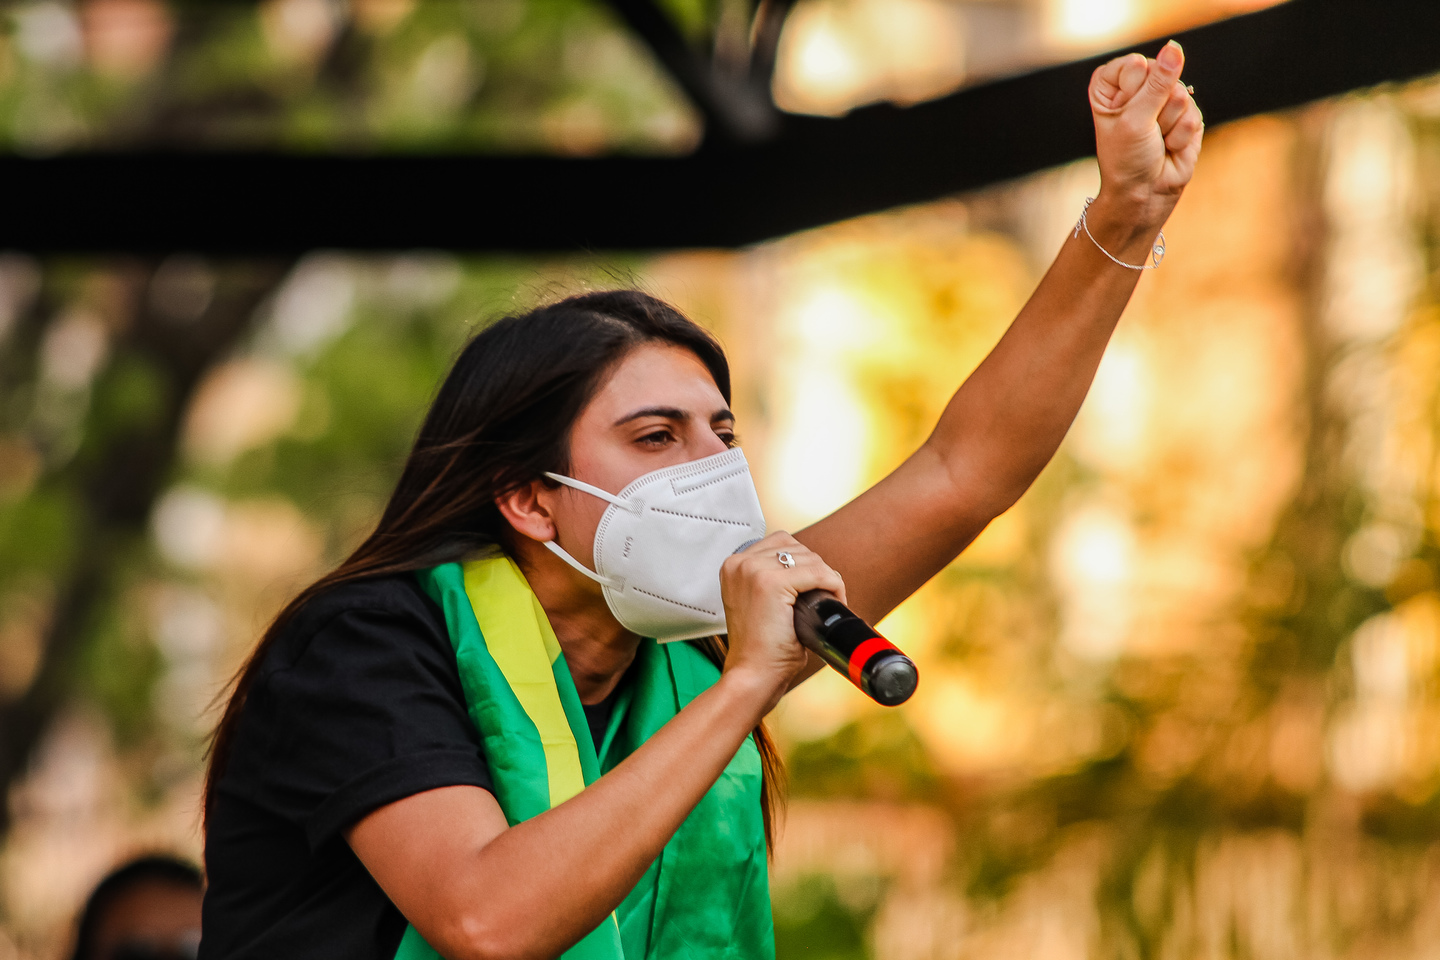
1074, 197, 1165, 270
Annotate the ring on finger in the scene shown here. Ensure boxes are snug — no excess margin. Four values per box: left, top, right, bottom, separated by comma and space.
777, 551, 796, 569
1186, 84, 1195, 94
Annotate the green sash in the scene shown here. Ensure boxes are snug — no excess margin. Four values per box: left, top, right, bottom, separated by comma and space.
392, 555, 774, 960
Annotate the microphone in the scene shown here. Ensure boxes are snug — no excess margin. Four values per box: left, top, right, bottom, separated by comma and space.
728, 539, 918, 706
792, 591, 918, 707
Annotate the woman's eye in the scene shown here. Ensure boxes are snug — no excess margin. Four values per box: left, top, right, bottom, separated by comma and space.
639, 430, 673, 446
719, 432, 738, 448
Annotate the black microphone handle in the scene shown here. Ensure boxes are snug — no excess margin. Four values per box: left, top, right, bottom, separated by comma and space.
792, 590, 918, 707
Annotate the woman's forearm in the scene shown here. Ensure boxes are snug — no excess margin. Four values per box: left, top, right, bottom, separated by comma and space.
794, 195, 1175, 625
467, 674, 767, 957
786, 197, 1163, 662
796, 47, 1202, 626
924, 42, 1203, 517
353, 669, 773, 960
354, 536, 832, 960
925, 192, 1161, 516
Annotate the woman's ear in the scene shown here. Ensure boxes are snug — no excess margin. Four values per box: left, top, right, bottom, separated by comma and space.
496, 479, 557, 544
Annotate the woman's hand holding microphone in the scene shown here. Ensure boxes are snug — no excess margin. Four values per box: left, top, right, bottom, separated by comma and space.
719, 532, 846, 716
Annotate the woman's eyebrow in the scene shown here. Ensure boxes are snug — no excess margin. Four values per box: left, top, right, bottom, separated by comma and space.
612, 406, 735, 426
613, 406, 689, 426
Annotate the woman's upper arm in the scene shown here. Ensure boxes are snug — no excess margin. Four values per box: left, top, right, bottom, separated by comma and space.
793, 443, 987, 625
254, 590, 495, 849
347, 785, 511, 960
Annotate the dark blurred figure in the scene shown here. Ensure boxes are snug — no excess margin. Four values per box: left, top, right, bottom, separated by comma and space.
71, 855, 203, 960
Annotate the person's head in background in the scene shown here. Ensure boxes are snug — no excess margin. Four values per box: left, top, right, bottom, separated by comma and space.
70, 855, 203, 960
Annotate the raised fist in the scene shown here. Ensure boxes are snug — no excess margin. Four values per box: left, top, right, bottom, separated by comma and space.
1089, 40, 1204, 232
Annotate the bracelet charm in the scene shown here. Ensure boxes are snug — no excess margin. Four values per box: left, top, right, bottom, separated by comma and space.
1074, 197, 1166, 270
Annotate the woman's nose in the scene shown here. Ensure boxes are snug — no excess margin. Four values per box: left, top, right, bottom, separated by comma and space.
694, 429, 730, 457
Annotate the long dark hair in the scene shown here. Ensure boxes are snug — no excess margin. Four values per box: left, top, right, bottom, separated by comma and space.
205, 290, 784, 843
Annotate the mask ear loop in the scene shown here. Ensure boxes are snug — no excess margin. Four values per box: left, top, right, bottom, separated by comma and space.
542, 472, 638, 511
542, 540, 621, 588
540, 471, 631, 588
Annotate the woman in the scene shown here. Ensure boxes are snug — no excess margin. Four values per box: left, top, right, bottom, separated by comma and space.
200, 44, 1203, 960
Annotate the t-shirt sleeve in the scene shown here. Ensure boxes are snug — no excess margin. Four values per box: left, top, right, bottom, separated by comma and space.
227, 586, 493, 851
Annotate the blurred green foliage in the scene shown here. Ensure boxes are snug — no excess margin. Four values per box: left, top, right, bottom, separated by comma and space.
773, 874, 875, 960
0, 0, 697, 152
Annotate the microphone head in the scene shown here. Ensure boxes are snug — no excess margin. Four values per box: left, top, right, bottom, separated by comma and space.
868, 657, 918, 706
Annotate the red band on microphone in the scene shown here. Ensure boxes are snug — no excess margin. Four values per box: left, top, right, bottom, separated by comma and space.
847, 636, 899, 687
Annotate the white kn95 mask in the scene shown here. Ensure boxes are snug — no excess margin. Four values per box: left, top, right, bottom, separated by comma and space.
541, 447, 766, 642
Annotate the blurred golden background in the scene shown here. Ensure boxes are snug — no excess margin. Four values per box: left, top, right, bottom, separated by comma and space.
6, 0, 1440, 958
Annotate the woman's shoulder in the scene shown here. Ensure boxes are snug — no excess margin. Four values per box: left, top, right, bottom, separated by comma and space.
220, 569, 489, 846
290, 571, 440, 626
265, 572, 450, 675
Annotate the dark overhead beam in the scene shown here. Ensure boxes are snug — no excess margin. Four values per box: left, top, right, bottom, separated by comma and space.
1, 0, 1437, 253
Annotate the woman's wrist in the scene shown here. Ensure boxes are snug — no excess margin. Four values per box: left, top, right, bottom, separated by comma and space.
1085, 190, 1172, 264
716, 662, 786, 721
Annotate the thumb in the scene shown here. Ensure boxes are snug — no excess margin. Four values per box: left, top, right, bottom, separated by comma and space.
1129, 40, 1185, 119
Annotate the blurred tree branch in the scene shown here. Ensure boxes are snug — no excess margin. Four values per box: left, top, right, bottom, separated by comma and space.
599, 0, 794, 142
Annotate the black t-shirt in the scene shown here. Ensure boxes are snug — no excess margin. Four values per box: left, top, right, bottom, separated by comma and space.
200, 574, 620, 960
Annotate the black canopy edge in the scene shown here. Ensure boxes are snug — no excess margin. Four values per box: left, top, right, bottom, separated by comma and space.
2, 0, 1436, 253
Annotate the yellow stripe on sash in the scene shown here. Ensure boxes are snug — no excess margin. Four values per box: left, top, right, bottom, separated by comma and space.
462, 557, 587, 807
